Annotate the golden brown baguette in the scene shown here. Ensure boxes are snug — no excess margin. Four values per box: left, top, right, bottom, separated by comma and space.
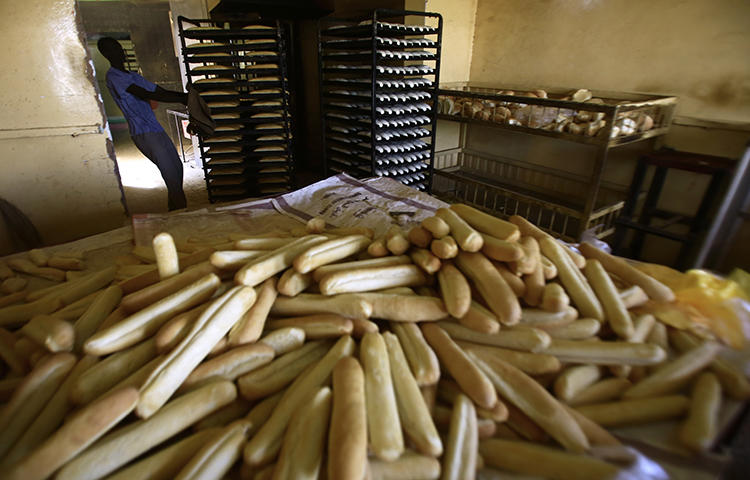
329, 357, 367, 480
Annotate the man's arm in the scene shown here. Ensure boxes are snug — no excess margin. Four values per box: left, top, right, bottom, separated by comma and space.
126, 85, 188, 105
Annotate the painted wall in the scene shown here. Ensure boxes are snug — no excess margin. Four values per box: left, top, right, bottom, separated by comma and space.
0, 0, 125, 255
469, 0, 750, 123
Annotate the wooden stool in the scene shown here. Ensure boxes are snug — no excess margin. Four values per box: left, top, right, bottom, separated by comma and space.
612, 149, 734, 269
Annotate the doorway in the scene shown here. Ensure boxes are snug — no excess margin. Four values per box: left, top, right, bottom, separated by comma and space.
78, 0, 210, 214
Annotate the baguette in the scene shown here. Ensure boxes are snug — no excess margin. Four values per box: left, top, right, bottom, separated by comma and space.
512, 236, 539, 275
258, 327, 305, 355
439, 319, 550, 353
457, 301, 500, 334
358, 292, 448, 322
460, 342, 561, 375
137, 286, 257, 418
480, 233, 523, 262
175, 420, 249, 480
505, 402, 548, 442
623, 341, 720, 398
294, 234, 371, 274
646, 320, 669, 350
267, 314, 353, 339
270, 292, 372, 320
540, 238, 603, 320
154, 304, 206, 353
407, 225, 433, 248
583, 259, 633, 339
228, 277, 278, 346
430, 235, 458, 259
73, 285, 122, 352
20, 314, 74, 352
435, 208, 483, 252
410, 248, 442, 274
546, 338, 666, 365
105, 428, 220, 480
273, 387, 331, 480
312, 255, 411, 282
369, 451, 441, 480
669, 329, 750, 399
153, 232, 179, 279
492, 261, 526, 297
0, 297, 63, 328
277, 268, 312, 296
479, 438, 620, 480
562, 404, 621, 447
7, 258, 65, 281
362, 332, 404, 461
5, 387, 138, 480
329, 357, 367, 480
56, 380, 237, 480
620, 285, 649, 309
421, 216, 450, 238
679, 372, 721, 452
455, 251, 521, 325
421, 324, 497, 409
0, 260, 15, 278
0, 290, 27, 309
437, 262, 471, 318
391, 322, 440, 386
522, 239, 545, 307
470, 352, 589, 452
117, 248, 213, 295
0, 353, 77, 459
52, 266, 116, 307
238, 340, 330, 400
541, 282, 570, 312
441, 394, 477, 480
244, 335, 355, 466
1, 277, 26, 294
235, 235, 327, 286
0, 378, 22, 401
451, 204, 520, 241
319, 264, 428, 295
509, 215, 585, 267
541, 255, 558, 279
575, 395, 689, 427
210, 250, 265, 270
47, 255, 85, 270
385, 226, 410, 255
85, 273, 220, 355
568, 377, 632, 406
234, 237, 294, 250
383, 332, 442, 456
192, 398, 251, 432
326, 226, 375, 238
306, 216, 326, 233
579, 242, 675, 302
181, 342, 274, 390
243, 390, 284, 437
536, 318, 600, 340
71, 338, 157, 405
367, 236, 388, 257
437, 378, 508, 422
120, 262, 216, 312
553, 365, 601, 403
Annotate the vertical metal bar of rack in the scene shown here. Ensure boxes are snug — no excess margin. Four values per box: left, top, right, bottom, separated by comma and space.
276, 20, 295, 188
579, 107, 615, 238
425, 12, 443, 193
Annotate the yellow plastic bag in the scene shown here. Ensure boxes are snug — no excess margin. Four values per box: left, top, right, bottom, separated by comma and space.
633, 264, 750, 349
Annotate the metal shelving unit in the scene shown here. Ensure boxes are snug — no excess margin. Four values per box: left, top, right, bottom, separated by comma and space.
433, 83, 677, 241
178, 17, 295, 203
318, 9, 443, 192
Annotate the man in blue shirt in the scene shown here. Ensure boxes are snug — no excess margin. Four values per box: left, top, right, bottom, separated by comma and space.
98, 37, 189, 211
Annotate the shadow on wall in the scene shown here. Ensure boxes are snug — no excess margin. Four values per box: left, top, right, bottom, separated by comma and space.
0, 197, 43, 256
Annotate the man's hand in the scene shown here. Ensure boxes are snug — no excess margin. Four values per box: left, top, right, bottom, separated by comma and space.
126, 85, 188, 105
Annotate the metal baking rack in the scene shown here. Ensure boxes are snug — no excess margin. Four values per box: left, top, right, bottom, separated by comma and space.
318, 9, 442, 192
178, 17, 295, 203
434, 83, 677, 241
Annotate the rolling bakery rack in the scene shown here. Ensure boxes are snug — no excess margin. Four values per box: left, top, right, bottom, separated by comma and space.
318, 9, 443, 192
178, 16, 295, 203
433, 83, 677, 242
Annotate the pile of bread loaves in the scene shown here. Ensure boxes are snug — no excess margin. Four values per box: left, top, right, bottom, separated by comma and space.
438, 88, 656, 140
0, 204, 747, 480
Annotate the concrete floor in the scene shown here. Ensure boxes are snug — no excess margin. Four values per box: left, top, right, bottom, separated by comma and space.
111, 125, 211, 215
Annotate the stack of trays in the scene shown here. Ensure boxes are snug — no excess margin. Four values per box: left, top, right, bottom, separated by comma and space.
178, 17, 294, 203
319, 9, 443, 192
